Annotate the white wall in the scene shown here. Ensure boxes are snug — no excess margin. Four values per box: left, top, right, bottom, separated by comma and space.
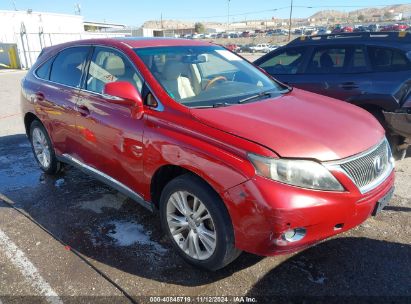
0, 10, 126, 68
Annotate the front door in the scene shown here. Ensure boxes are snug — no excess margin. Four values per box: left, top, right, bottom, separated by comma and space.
75, 46, 146, 196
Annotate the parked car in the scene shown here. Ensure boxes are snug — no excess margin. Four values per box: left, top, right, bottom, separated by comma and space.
22, 38, 395, 270
255, 32, 411, 159
225, 43, 239, 52
237, 44, 256, 53
250, 43, 271, 53
381, 24, 409, 32
354, 26, 370, 33
317, 28, 332, 35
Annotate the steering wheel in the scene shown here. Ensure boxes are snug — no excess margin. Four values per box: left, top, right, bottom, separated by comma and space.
204, 76, 228, 90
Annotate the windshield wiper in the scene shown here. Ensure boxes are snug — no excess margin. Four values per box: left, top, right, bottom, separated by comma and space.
213, 102, 232, 108
238, 91, 272, 104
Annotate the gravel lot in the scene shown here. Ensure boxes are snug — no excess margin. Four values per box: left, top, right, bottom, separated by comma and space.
0, 68, 410, 303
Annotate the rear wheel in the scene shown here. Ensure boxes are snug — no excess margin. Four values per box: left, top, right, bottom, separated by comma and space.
159, 174, 241, 271
29, 120, 61, 174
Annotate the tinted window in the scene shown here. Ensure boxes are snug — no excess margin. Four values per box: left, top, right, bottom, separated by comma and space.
86, 47, 143, 94
350, 47, 368, 73
368, 47, 410, 72
307, 47, 347, 74
259, 47, 306, 75
35, 57, 53, 80
50, 47, 89, 87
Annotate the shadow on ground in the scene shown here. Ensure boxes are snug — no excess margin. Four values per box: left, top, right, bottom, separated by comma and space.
1, 134, 410, 295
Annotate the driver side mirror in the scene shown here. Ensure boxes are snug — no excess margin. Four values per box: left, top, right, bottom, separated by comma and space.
103, 81, 144, 119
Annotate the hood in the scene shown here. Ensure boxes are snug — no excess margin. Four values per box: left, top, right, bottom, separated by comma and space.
190, 89, 385, 162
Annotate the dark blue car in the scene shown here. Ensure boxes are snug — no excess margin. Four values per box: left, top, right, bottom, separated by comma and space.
255, 32, 411, 159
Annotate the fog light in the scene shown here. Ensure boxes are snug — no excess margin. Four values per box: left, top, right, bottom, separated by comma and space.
282, 228, 306, 242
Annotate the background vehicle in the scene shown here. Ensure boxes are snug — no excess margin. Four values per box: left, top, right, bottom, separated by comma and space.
250, 43, 271, 53
255, 32, 411, 159
237, 44, 256, 53
21, 37, 394, 271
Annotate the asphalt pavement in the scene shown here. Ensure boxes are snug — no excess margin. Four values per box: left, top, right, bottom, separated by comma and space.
0, 69, 410, 303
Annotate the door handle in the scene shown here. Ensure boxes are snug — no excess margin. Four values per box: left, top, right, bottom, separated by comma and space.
340, 82, 359, 89
77, 105, 90, 117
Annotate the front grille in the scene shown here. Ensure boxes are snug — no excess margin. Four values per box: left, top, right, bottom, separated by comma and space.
339, 139, 392, 193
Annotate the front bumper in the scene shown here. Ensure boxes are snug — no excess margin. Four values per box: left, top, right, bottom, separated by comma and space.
222, 169, 395, 256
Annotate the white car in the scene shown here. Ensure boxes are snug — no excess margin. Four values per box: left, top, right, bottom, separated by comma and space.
250, 43, 271, 53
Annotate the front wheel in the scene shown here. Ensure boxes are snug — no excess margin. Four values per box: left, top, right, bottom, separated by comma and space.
159, 174, 241, 271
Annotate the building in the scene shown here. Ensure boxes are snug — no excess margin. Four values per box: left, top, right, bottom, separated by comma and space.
0, 10, 127, 68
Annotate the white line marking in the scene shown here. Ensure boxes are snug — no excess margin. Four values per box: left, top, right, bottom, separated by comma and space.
0, 229, 63, 304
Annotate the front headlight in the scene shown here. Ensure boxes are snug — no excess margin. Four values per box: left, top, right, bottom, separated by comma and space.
248, 154, 344, 191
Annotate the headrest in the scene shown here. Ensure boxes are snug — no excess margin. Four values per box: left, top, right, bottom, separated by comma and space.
103, 55, 125, 76
320, 53, 334, 68
163, 60, 187, 80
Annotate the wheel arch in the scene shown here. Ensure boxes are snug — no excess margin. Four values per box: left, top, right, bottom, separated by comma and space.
150, 164, 223, 210
24, 112, 41, 137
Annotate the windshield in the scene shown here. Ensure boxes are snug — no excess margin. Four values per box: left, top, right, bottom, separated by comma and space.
134, 45, 286, 108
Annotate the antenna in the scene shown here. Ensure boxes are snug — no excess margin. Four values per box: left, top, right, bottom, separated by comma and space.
74, 3, 81, 15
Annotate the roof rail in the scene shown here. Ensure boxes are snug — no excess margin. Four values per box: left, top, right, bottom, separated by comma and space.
289, 31, 411, 44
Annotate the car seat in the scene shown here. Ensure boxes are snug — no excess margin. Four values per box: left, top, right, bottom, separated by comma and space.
161, 60, 195, 99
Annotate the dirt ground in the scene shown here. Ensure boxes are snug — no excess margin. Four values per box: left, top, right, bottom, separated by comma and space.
0, 69, 410, 304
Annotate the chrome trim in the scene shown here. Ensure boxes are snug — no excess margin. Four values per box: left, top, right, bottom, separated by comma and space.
60, 154, 153, 211
324, 138, 394, 194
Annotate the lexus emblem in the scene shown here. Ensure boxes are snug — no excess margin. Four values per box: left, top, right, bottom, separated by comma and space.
373, 156, 383, 175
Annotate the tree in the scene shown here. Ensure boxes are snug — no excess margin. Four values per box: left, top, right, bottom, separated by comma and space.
358, 14, 365, 22
194, 22, 205, 34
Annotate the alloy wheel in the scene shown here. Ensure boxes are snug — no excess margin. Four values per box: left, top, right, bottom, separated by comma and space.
166, 191, 217, 260
32, 127, 51, 168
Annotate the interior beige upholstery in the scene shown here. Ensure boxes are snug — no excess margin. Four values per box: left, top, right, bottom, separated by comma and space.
103, 55, 125, 76
162, 60, 195, 99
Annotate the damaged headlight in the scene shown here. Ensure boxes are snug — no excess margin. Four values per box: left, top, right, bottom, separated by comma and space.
248, 154, 344, 191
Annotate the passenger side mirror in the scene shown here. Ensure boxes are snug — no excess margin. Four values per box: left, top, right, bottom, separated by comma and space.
103, 81, 144, 118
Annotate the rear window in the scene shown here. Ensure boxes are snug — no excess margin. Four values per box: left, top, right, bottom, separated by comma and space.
368, 47, 410, 72
49, 47, 90, 87
35, 58, 53, 80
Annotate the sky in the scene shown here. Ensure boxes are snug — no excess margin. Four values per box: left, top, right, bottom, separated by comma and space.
1, 0, 411, 26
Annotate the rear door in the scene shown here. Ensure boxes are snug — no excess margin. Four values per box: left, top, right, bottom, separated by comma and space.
298, 45, 372, 101
35, 46, 91, 155
365, 45, 411, 110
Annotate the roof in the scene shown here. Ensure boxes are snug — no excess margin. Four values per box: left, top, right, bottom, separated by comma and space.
287, 31, 411, 49
115, 37, 213, 48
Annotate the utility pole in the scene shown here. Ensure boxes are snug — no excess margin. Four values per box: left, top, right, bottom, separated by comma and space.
288, 0, 293, 41
227, 0, 231, 31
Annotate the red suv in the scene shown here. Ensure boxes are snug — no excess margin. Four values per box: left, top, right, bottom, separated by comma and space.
21, 38, 395, 270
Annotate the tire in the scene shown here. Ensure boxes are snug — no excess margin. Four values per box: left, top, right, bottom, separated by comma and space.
159, 174, 241, 271
387, 134, 407, 161
29, 120, 62, 174
367, 108, 407, 161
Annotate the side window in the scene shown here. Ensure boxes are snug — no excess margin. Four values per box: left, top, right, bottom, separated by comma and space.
259, 47, 306, 75
49, 47, 89, 87
368, 47, 410, 72
35, 57, 53, 80
86, 47, 143, 94
350, 47, 368, 73
306, 47, 347, 74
